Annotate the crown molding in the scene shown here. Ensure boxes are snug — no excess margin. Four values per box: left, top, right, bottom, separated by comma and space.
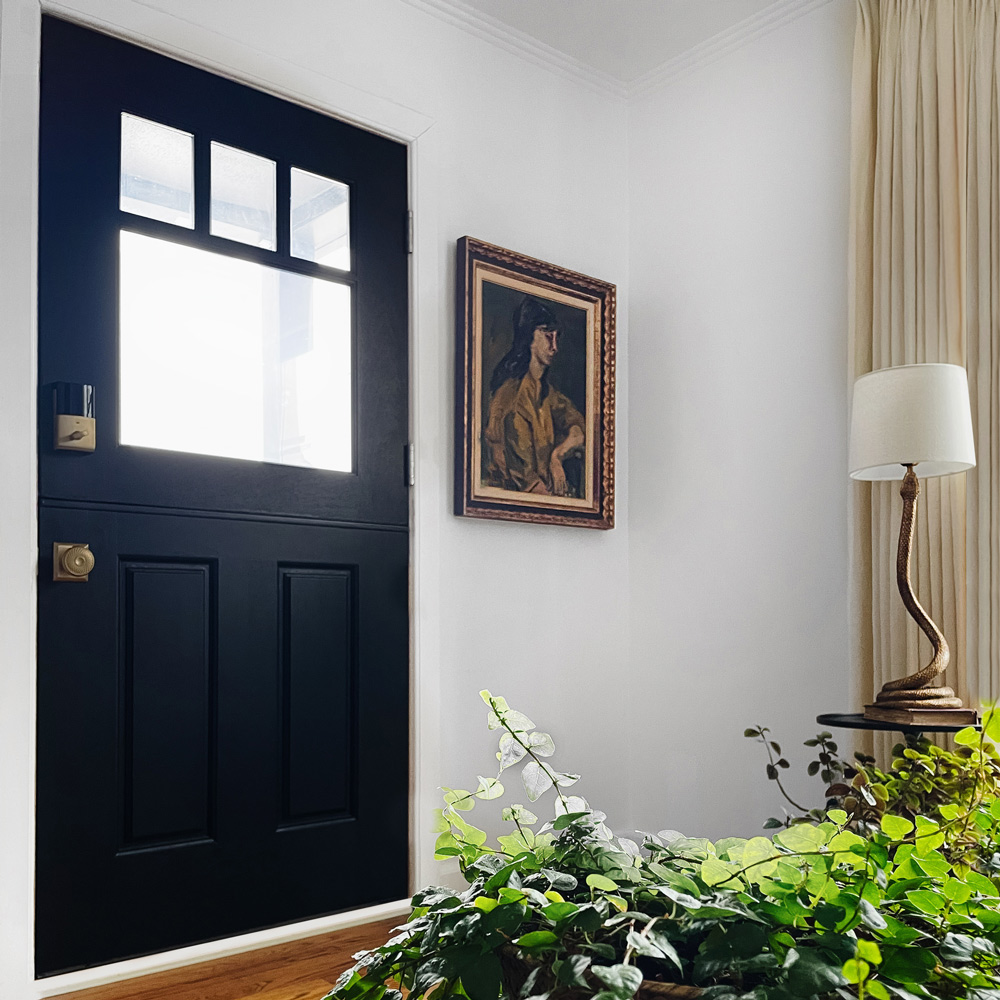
628, 0, 839, 99
398, 0, 627, 100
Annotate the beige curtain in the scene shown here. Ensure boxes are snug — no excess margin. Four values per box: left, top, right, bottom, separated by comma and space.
850, 0, 1000, 756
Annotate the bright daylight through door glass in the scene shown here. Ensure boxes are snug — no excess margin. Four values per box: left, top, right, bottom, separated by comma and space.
119, 230, 352, 472
291, 167, 350, 270
210, 142, 277, 250
120, 114, 194, 228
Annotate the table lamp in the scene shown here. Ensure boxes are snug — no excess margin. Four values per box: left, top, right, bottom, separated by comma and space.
849, 363, 978, 725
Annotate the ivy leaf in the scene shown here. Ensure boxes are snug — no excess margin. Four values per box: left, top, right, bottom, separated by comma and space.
502, 803, 539, 826
658, 886, 702, 909
527, 732, 556, 757
843, 958, 871, 984
542, 900, 579, 923
774, 823, 828, 852
906, 890, 944, 915
475, 776, 504, 800
783, 948, 847, 995
880, 947, 937, 984
586, 873, 619, 892
552, 771, 581, 787
515, 930, 559, 950
614, 837, 638, 858
627, 930, 666, 959
557, 955, 591, 989
880, 815, 913, 840
411, 958, 452, 995
648, 931, 684, 972
434, 831, 461, 858
857, 898, 888, 931
701, 858, 738, 887
857, 941, 882, 964
591, 964, 643, 999
457, 953, 501, 1000
943, 878, 972, 904
954, 726, 981, 746
986, 710, 1000, 743
814, 903, 846, 929
481, 690, 508, 728
498, 734, 529, 771
442, 787, 476, 812
570, 904, 604, 934
552, 811, 590, 830
521, 760, 554, 801
539, 867, 577, 891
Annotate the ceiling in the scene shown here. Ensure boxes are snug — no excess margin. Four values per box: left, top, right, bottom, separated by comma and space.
455, 0, 780, 83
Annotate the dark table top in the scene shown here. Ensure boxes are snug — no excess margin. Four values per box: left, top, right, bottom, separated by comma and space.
817, 712, 980, 736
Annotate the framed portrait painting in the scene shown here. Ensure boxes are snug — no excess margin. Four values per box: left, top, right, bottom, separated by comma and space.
455, 237, 616, 529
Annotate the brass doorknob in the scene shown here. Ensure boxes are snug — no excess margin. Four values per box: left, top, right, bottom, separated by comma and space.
53, 543, 94, 582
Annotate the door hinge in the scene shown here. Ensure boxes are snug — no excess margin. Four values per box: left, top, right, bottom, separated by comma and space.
406, 210, 413, 254
407, 442, 415, 486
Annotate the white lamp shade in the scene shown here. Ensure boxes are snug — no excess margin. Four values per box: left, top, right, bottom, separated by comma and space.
849, 363, 976, 481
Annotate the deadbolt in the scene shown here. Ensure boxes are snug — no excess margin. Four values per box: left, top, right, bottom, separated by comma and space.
53, 543, 95, 582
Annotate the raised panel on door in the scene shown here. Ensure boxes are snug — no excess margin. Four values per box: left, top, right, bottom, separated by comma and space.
121, 559, 216, 847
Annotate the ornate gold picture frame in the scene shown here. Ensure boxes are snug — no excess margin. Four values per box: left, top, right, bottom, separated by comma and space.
455, 237, 616, 529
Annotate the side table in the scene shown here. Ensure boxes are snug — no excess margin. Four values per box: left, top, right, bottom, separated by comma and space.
817, 712, 980, 739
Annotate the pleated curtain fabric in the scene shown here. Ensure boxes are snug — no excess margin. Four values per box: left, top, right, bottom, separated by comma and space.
850, 0, 1000, 755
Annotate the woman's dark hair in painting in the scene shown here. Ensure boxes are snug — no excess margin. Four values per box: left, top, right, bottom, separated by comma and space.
489, 296, 557, 394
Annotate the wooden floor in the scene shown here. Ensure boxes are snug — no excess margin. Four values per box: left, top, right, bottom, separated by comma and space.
56, 916, 402, 1000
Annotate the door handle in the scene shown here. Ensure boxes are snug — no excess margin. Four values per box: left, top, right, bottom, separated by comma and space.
53, 543, 95, 582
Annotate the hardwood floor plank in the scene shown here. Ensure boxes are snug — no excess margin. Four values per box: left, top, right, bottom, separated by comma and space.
234, 979, 335, 1000
54, 916, 402, 1000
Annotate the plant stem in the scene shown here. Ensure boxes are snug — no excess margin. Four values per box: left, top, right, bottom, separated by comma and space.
492, 695, 571, 809
756, 727, 811, 814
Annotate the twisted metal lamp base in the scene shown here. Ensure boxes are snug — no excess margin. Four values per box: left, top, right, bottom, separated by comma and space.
867, 466, 964, 713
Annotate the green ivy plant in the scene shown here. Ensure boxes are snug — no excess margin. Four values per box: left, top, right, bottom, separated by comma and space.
328, 694, 1000, 1000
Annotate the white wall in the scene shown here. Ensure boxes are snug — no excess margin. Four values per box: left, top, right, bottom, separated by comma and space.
0, 0, 630, 995
626, 0, 855, 840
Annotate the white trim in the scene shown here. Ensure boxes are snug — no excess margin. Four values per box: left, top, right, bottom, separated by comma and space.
398, 0, 839, 102
0, 3, 440, 996
0, 1, 42, 997
398, 0, 627, 100
629, 0, 840, 98
36, 900, 412, 998
45, 0, 435, 140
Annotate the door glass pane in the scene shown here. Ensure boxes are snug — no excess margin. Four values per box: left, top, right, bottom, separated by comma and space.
210, 143, 277, 250
119, 230, 352, 472
120, 114, 194, 228
291, 167, 350, 270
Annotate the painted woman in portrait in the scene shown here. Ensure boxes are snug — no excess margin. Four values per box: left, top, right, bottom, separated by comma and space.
484, 296, 585, 497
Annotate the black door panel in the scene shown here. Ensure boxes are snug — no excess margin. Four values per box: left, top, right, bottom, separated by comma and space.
36, 504, 408, 973
37, 17, 409, 976
39, 17, 409, 526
